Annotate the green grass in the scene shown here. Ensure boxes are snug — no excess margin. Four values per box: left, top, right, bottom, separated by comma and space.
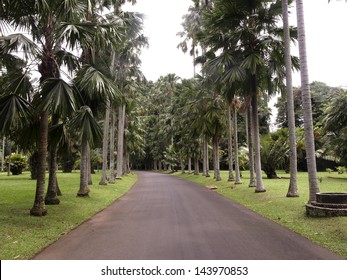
0, 171, 137, 260
173, 170, 347, 259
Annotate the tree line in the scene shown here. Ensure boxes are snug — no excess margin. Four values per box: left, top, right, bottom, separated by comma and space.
1, 0, 346, 217
0, 0, 147, 216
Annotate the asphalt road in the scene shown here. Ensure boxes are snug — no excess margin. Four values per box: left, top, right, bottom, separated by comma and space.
33, 171, 343, 260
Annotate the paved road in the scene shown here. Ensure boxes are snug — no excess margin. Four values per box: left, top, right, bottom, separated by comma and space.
34, 171, 343, 260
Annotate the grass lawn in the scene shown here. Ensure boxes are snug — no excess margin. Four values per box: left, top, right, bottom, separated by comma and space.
173, 170, 347, 259
0, 171, 137, 260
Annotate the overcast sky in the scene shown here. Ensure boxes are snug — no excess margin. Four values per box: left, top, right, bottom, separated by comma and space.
124, 0, 347, 88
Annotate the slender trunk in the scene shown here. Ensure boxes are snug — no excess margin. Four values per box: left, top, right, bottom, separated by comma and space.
45, 114, 60, 205
296, 0, 319, 203
1, 137, 5, 172
233, 104, 242, 184
158, 160, 162, 171
87, 144, 92, 185
116, 104, 125, 179
194, 154, 199, 175
45, 148, 59, 204
188, 156, 192, 174
123, 136, 129, 175
226, 103, 235, 181
283, 0, 299, 197
213, 135, 221, 181
30, 112, 48, 216
99, 104, 110, 185
180, 156, 185, 173
251, 76, 266, 192
77, 141, 90, 197
246, 107, 256, 187
202, 137, 207, 176
7, 156, 10, 176
154, 159, 158, 171
109, 107, 116, 183
205, 136, 210, 177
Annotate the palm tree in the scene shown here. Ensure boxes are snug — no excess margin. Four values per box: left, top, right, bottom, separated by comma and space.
109, 107, 116, 183
282, 0, 299, 197
296, 0, 319, 202
0, 0, 86, 215
246, 105, 256, 187
116, 103, 125, 179
1, 1, 138, 214
198, 0, 298, 192
226, 101, 235, 181
232, 97, 242, 184
69, 106, 102, 197
99, 101, 110, 185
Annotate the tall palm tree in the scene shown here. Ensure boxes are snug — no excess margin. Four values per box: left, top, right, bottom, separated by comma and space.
232, 96, 242, 184
0, 0, 87, 216
1, 1, 135, 214
109, 107, 116, 183
296, 0, 319, 202
69, 106, 102, 197
198, 0, 298, 192
226, 102, 234, 181
99, 100, 110, 185
282, 0, 299, 197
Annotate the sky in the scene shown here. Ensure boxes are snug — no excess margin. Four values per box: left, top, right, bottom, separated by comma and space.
124, 0, 347, 88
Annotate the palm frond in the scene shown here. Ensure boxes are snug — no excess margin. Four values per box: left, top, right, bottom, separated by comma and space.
38, 78, 76, 116
0, 33, 40, 60
0, 94, 33, 134
68, 105, 102, 147
74, 65, 122, 104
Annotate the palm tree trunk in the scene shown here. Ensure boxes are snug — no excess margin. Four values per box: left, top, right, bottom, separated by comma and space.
251, 76, 266, 192
246, 107, 256, 187
123, 135, 129, 175
99, 104, 110, 185
233, 104, 242, 184
205, 136, 210, 177
202, 137, 207, 176
87, 144, 92, 185
1, 137, 5, 172
213, 135, 221, 181
283, 0, 299, 197
180, 156, 185, 173
158, 160, 162, 171
194, 154, 199, 175
46, 115, 61, 202
188, 155, 192, 174
296, 0, 319, 202
109, 107, 116, 183
226, 103, 235, 181
154, 159, 158, 171
45, 145, 60, 204
30, 112, 48, 216
77, 141, 90, 197
116, 104, 125, 179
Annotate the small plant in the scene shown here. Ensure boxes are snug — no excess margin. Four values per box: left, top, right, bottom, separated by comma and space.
326, 168, 333, 174
5, 153, 27, 175
336, 166, 346, 174
318, 177, 323, 183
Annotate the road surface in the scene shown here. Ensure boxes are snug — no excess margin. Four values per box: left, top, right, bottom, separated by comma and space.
33, 171, 343, 260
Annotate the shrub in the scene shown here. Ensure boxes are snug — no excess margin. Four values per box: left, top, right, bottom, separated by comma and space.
5, 153, 27, 175
337, 166, 346, 174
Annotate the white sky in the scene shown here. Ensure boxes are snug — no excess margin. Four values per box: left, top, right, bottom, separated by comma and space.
124, 0, 347, 88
